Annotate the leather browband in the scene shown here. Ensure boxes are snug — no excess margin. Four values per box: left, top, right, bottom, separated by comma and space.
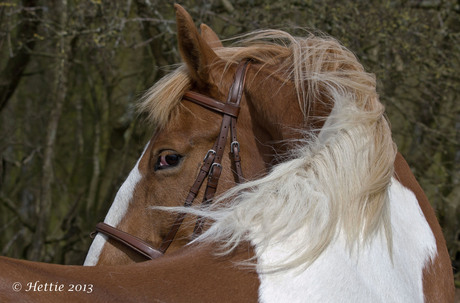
183, 91, 240, 118
92, 60, 251, 260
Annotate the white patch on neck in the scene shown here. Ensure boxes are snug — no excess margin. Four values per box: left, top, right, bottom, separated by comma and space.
256, 178, 437, 302
83, 143, 149, 266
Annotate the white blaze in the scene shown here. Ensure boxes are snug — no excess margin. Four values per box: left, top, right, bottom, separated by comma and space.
83, 143, 149, 266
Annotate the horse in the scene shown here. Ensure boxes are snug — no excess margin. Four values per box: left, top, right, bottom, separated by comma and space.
0, 4, 455, 302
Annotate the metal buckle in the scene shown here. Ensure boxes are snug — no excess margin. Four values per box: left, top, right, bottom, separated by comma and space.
203, 149, 216, 162
208, 163, 222, 180
230, 141, 240, 153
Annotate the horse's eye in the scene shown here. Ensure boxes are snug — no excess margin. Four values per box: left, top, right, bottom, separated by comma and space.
155, 153, 182, 171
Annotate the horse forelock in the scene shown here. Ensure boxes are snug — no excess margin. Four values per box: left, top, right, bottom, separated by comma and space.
137, 65, 191, 129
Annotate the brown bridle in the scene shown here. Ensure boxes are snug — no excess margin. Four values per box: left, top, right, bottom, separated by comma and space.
92, 60, 251, 260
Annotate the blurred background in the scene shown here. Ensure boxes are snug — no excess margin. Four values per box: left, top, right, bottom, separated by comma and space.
0, 0, 458, 288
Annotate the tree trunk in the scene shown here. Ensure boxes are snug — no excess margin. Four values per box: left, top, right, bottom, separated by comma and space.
29, 0, 70, 261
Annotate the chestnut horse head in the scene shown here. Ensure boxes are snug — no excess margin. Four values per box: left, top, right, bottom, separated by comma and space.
84, 5, 311, 265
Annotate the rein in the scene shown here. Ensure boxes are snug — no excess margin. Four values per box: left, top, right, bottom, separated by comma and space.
93, 60, 251, 260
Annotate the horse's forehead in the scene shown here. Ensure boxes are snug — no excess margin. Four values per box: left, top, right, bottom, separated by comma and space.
156, 102, 222, 141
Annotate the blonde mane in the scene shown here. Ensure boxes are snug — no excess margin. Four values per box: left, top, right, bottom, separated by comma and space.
143, 30, 397, 271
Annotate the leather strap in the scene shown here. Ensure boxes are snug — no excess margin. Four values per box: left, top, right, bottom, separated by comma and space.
93, 60, 251, 260
95, 222, 163, 259
183, 91, 240, 117
228, 60, 249, 183
158, 148, 217, 253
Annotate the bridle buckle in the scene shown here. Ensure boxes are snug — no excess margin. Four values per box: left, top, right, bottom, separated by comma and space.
230, 141, 240, 153
208, 162, 222, 180
203, 149, 216, 162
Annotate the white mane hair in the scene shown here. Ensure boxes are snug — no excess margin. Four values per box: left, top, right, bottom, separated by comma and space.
148, 30, 397, 272
196, 91, 395, 272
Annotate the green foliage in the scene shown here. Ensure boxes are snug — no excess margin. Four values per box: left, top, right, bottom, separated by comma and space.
0, 0, 458, 286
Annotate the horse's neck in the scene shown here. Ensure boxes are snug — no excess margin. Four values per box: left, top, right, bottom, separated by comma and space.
0, 243, 260, 302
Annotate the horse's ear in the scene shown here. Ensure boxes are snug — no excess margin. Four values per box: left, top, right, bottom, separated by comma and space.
175, 4, 219, 87
200, 23, 223, 49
